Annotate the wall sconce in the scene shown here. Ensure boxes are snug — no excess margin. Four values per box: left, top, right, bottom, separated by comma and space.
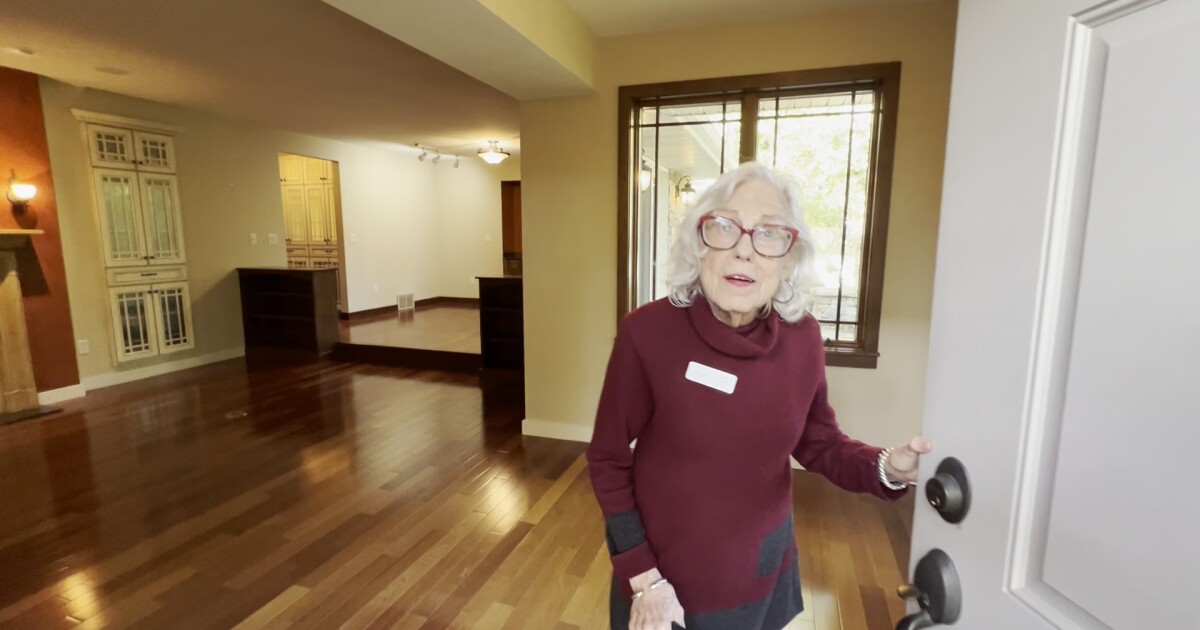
7, 170, 37, 212
478, 141, 511, 165
676, 176, 697, 207
638, 152, 653, 192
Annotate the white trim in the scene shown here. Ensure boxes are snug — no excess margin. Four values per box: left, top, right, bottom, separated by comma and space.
81, 347, 244, 392
521, 418, 593, 443
37, 384, 87, 405
71, 109, 183, 134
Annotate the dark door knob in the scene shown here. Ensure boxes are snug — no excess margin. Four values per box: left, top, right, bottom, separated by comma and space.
925, 457, 971, 524
896, 549, 962, 629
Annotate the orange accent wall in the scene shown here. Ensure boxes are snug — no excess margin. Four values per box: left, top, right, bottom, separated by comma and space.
0, 67, 80, 392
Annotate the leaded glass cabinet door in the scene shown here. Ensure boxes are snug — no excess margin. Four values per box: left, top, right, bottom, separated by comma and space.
282, 185, 309, 245
151, 282, 194, 355
138, 173, 187, 265
109, 285, 158, 362
93, 169, 148, 267
86, 124, 136, 170
305, 184, 331, 244
133, 131, 177, 173
324, 184, 339, 245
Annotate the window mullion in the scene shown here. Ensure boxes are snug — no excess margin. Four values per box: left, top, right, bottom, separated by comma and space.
740, 93, 759, 164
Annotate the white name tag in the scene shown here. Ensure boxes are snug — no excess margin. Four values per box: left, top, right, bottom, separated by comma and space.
685, 361, 738, 394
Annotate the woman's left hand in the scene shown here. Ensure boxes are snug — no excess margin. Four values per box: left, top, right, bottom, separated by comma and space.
885, 436, 933, 484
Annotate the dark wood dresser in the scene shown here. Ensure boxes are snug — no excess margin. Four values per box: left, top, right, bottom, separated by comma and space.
237, 267, 338, 356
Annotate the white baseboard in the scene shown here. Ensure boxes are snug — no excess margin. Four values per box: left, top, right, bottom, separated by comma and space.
521, 418, 593, 443
81, 347, 245, 392
38, 384, 87, 405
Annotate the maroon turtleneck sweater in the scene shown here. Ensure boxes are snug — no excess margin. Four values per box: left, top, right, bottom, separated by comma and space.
587, 296, 904, 626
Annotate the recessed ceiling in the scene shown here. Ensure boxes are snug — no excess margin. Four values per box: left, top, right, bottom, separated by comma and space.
564, 0, 933, 37
0, 0, 519, 154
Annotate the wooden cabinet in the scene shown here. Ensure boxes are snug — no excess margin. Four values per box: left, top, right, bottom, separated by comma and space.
282, 185, 309, 245
279, 154, 305, 184
303, 157, 331, 183
279, 155, 340, 305
304, 184, 331, 244
78, 110, 195, 365
108, 280, 194, 363
237, 268, 338, 356
478, 277, 524, 371
86, 123, 177, 172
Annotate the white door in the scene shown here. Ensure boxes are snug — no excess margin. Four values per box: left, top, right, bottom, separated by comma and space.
138, 173, 187, 265
92, 169, 147, 266
910, 1, 1200, 629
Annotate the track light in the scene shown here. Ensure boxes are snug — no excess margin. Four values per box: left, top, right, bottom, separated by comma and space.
432, 151, 442, 164
454, 156, 461, 169
417, 145, 427, 162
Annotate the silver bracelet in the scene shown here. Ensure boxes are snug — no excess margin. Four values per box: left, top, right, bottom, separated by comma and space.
632, 578, 670, 599
877, 447, 911, 491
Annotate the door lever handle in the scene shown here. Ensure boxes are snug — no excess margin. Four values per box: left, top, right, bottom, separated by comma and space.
895, 549, 962, 629
896, 610, 935, 630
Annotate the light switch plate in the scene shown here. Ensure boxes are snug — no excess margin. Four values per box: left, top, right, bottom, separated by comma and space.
77, 339, 90, 355
267, 233, 279, 245
350, 233, 359, 244
250, 232, 258, 245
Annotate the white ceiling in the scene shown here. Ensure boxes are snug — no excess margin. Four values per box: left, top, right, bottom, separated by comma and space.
564, 0, 931, 37
0, 0, 519, 154
1, 0, 933, 155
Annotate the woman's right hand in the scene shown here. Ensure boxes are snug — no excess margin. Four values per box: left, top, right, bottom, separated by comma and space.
629, 569, 686, 629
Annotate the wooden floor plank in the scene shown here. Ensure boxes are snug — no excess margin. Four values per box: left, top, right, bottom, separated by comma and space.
0, 358, 914, 630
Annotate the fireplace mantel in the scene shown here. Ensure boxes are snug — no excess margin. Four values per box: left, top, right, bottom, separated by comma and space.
0, 229, 44, 250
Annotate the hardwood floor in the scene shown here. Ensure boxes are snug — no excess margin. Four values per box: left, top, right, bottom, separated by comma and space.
339, 307, 480, 354
0, 359, 914, 630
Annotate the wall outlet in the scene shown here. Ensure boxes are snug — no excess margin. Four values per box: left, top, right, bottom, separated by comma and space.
350, 233, 359, 243
267, 233, 279, 245
77, 339, 90, 355
249, 232, 258, 245
484, 233, 492, 243
373, 284, 379, 293
469, 277, 477, 286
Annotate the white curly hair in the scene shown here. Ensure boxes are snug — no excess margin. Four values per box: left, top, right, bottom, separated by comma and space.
665, 162, 815, 323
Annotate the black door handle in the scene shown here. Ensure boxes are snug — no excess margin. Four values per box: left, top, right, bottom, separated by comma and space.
896, 549, 962, 629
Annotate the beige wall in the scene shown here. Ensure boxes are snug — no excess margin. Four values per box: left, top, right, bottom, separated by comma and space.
434, 155, 521, 298
519, 0, 957, 446
40, 79, 511, 385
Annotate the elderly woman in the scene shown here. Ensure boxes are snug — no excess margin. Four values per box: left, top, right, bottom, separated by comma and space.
586, 162, 931, 630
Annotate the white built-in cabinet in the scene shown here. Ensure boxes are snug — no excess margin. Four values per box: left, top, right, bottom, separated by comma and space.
76, 110, 195, 364
279, 154, 339, 265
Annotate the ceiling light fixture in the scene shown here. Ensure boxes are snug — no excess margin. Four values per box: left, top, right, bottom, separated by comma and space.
454, 156, 461, 169
432, 151, 442, 164
417, 145, 428, 162
477, 141, 510, 165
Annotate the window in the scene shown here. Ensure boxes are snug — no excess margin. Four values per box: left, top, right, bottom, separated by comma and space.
617, 63, 900, 368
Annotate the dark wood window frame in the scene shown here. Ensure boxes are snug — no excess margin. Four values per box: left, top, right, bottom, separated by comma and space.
616, 62, 901, 369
